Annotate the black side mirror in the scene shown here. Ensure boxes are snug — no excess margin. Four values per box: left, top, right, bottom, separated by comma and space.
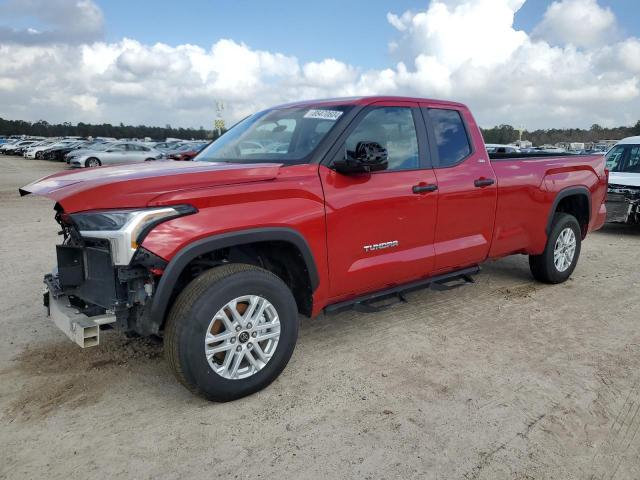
333, 141, 388, 174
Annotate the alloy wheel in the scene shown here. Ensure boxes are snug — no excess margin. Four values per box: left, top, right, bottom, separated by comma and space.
204, 295, 280, 380
553, 227, 576, 272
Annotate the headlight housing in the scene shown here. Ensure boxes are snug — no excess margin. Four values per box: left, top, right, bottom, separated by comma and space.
70, 205, 196, 265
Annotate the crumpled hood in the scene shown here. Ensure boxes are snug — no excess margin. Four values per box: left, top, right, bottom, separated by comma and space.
19, 160, 282, 212
609, 172, 640, 188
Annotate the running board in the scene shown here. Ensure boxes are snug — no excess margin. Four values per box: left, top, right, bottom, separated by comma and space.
324, 266, 480, 315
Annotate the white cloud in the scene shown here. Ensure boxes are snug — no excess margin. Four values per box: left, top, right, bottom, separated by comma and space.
532, 0, 617, 48
387, 0, 528, 69
617, 39, 640, 74
0, 0, 639, 130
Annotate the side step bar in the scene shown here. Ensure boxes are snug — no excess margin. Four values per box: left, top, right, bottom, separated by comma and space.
324, 265, 480, 315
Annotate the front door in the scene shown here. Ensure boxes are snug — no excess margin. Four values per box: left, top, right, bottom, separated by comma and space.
420, 105, 498, 272
321, 102, 439, 300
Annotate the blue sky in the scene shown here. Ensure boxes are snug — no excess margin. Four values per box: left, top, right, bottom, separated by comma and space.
97, 0, 638, 68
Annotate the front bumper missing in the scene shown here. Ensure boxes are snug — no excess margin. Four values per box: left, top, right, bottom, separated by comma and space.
606, 185, 640, 224
44, 283, 116, 348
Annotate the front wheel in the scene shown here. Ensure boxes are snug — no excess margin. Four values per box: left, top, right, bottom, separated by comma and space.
529, 213, 582, 284
164, 264, 299, 401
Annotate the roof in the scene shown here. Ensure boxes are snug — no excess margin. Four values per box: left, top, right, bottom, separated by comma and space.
616, 136, 640, 145
273, 96, 467, 109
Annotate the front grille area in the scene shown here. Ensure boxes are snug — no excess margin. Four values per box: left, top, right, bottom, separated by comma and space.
55, 243, 119, 309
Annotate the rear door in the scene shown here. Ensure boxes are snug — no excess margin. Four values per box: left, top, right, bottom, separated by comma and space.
420, 104, 497, 272
321, 101, 439, 300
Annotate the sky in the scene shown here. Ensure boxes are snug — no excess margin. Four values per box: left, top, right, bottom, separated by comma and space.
0, 0, 639, 130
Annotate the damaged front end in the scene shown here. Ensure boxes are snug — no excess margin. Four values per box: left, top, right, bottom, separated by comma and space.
44, 204, 194, 347
606, 184, 640, 224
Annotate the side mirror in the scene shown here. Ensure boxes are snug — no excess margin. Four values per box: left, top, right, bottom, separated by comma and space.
333, 141, 388, 174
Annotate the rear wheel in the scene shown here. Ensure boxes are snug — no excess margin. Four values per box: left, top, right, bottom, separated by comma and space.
529, 213, 581, 284
164, 263, 299, 401
85, 157, 101, 168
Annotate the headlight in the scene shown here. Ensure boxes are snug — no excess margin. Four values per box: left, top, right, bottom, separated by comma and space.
70, 205, 196, 265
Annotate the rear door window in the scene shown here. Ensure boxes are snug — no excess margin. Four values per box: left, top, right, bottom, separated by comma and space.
427, 108, 472, 167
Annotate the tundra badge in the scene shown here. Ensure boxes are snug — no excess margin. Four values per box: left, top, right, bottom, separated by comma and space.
363, 240, 399, 252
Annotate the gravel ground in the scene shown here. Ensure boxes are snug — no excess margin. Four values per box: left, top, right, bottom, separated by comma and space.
1, 155, 640, 480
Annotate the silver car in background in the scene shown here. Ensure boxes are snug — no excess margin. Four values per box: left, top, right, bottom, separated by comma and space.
65, 141, 115, 163
69, 142, 163, 168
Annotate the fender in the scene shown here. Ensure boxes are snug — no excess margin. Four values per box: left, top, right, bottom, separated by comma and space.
545, 186, 591, 235
147, 227, 320, 331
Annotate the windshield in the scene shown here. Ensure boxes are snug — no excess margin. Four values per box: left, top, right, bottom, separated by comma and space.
196, 105, 353, 163
605, 144, 640, 173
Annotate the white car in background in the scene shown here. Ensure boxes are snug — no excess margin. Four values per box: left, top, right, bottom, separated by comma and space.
69, 142, 163, 168
25, 140, 57, 159
604, 136, 640, 224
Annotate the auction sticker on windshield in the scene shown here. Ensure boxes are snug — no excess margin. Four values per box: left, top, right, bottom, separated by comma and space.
304, 109, 343, 121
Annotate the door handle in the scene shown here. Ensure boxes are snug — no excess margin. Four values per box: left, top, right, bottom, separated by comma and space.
412, 184, 438, 194
474, 178, 495, 188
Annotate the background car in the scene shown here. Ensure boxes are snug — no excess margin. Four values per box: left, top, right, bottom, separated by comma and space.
25, 140, 57, 158
69, 142, 163, 168
64, 141, 115, 163
42, 140, 88, 161
166, 142, 209, 160
485, 143, 521, 154
0, 139, 39, 155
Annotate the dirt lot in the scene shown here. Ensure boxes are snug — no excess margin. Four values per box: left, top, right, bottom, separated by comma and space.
1, 154, 639, 480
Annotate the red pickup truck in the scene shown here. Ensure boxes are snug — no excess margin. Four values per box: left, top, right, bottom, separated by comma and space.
20, 96, 607, 401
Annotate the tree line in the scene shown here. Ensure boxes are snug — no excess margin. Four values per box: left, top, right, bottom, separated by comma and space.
2, 116, 640, 146
481, 121, 640, 145
0, 118, 222, 140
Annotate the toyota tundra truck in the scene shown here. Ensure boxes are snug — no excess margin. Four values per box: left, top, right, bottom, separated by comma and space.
20, 96, 608, 401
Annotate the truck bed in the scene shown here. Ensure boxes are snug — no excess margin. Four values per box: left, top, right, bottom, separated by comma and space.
488, 153, 607, 259
488, 152, 591, 160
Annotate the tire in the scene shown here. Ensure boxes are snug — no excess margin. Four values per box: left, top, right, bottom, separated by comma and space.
164, 263, 299, 401
35, 152, 42, 159
85, 157, 101, 168
529, 213, 581, 284
144, 158, 155, 162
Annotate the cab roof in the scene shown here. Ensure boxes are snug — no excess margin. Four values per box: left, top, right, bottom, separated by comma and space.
273, 96, 467, 109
